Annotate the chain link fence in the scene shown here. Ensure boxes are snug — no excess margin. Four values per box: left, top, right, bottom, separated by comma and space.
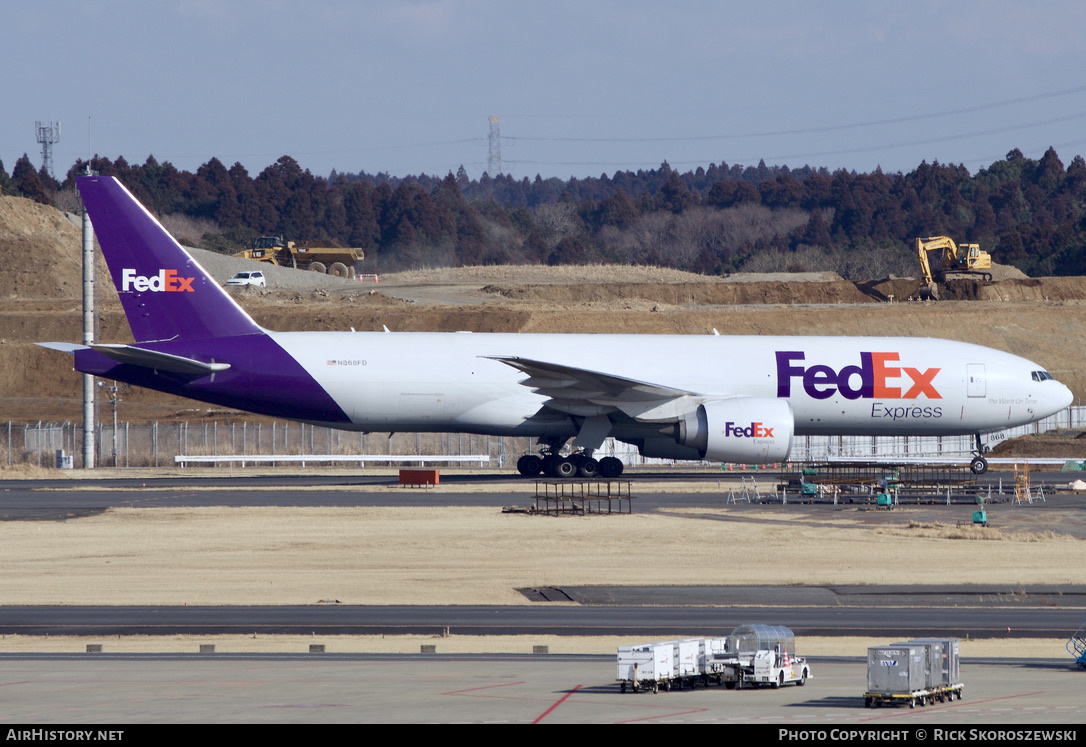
3, 407, 1081, 471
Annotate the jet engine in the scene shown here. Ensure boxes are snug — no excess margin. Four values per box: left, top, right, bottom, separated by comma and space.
674, 398, 794, 463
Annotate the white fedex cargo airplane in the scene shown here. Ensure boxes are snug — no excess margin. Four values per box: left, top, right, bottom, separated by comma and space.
42, 176, 1072, 478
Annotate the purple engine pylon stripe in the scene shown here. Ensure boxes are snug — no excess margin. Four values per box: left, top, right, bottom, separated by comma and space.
77, 175, 262, 343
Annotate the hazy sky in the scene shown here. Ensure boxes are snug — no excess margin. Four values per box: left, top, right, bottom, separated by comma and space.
6, 1, 1086, 183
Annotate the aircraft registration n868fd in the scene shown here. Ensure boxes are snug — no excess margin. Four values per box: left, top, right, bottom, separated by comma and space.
42, 177, 1072, 478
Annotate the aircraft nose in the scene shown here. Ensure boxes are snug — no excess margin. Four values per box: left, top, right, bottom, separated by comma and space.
1057, 381, 1074, 410
1042, 380, 1074, 417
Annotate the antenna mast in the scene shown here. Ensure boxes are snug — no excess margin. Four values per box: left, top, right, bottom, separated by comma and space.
35, 121, 61, 179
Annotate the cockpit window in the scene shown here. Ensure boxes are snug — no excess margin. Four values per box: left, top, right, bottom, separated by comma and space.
1031, 370, 1054, 382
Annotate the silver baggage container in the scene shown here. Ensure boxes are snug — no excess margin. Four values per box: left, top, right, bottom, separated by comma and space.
868, 645, 928, 693
908, 638, 960, 686
893, 640, 939, 688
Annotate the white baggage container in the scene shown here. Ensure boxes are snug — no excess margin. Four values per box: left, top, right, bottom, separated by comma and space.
673, 639, 701, 680
617, 643, 673, 693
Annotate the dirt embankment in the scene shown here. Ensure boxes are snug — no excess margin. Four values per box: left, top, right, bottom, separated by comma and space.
481, 279, 874, 305
3, 192, 1086, 425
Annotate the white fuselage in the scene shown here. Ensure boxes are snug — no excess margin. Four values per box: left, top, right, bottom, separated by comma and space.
271, 331, 1071, 438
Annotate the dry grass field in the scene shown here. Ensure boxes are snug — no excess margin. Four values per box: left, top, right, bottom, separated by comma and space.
3, 497, 1083, 608
0, 486, 1079, 656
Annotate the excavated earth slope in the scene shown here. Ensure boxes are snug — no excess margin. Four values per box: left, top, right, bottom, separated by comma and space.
2, 193, 1085, 427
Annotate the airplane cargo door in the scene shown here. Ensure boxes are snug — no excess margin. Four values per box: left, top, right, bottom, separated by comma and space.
967, 363, 986, 398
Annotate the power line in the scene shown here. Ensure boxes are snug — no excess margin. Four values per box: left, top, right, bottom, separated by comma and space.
504, 110, 1086, 171
503, 85, 1086, 145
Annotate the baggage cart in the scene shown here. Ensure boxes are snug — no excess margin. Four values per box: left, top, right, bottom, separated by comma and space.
617, 643, 673, 693
864, 644, 963, 708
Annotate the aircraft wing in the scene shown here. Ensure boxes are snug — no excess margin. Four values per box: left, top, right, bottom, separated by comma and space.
485, 355, 706, 420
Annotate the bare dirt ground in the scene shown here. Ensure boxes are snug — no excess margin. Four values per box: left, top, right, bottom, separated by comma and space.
3, 194, 1085, 657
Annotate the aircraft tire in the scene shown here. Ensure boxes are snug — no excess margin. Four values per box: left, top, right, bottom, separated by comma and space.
599, 456, 623, 479
517, 454, 543, 477
970, 456, 988, 475
577, 457, 600, 479
551, 457, 577, 478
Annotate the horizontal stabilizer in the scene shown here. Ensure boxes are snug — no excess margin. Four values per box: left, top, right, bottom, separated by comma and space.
37, 342, 88, 354
89, 344, 231, 375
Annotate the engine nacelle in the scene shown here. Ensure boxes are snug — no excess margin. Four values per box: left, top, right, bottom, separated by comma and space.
677, 398, 794, 464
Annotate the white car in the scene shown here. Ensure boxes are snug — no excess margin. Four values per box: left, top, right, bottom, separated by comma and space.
226, 270, 266, 288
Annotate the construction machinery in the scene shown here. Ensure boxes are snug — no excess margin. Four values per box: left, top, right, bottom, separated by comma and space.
916, 236, 993, 299
232, 236, 364, 278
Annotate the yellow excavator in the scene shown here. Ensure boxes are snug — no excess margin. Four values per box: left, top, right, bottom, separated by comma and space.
916, 236, 993, 299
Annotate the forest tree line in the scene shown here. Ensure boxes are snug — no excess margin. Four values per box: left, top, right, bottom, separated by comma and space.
2, 146, 1086, 279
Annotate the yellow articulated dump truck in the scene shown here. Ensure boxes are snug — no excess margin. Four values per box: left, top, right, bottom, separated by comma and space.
233, 236, 365, 278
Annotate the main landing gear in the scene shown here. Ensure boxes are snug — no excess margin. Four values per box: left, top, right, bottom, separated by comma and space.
970, 433, 990, 475
516, 451, 624, 479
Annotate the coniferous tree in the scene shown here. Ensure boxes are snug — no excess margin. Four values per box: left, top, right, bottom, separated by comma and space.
11, 155, 49, 204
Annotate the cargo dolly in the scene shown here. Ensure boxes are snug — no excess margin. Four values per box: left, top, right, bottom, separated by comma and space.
863, 684, 964, 709
617, 626, 811, 694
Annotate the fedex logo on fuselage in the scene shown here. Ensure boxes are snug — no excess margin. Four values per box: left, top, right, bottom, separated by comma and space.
775, 351, 941, 401
725, 421, 774, 438
121, 268, 195, 293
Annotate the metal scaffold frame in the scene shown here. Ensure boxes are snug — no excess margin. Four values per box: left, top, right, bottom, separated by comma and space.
533, 480, 633, 515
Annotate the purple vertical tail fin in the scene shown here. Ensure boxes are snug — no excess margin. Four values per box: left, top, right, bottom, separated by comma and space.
77, 175, 263, 343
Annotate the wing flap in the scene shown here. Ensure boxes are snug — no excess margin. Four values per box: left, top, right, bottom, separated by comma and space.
486, 355, 708, 421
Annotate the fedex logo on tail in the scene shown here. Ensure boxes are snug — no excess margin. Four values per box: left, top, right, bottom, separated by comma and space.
725, 422, 774, 438
776, 351, 941, 400
121, 268, 195, 293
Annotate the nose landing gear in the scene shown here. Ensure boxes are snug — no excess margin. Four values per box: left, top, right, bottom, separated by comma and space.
970, 433, 990, 475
